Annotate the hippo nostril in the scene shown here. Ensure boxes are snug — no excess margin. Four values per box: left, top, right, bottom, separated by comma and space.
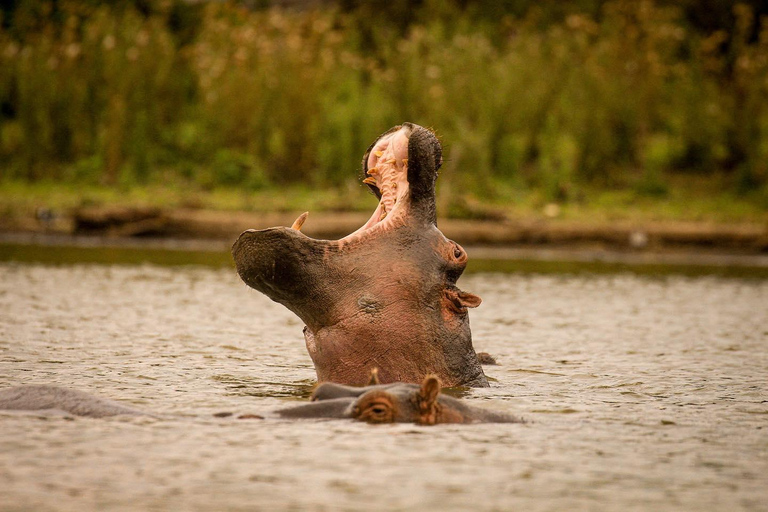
451, 242, 466, 262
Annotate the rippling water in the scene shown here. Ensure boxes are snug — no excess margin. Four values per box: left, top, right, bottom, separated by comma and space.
1, 262, 766, 511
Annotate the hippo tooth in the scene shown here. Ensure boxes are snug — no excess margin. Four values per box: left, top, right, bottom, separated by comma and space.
362, 177, 377, 185
375, 151, 383, 157
367, 367, 380, 386
402, 158, 408, 165
367, 167, 378, 175
291, 212, 309, 231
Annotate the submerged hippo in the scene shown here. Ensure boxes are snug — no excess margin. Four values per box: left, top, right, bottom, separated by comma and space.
279, 374, 521, 425
232, 123, 488, 387
0, 385, 145, 418
0, 378, 520, 425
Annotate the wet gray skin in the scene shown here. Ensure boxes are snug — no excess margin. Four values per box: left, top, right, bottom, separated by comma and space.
0, 381, 519, 424
0, 386, 145, 418
232, 123, 488, 388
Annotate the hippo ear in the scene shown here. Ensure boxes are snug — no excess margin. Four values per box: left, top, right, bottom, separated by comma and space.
417, 375, 442, 425
444, 288, 483, 314
420, 375, 441, 404
458, 290, 482, 308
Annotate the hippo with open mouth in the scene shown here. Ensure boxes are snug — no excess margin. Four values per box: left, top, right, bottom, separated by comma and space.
232, 123, 488, 387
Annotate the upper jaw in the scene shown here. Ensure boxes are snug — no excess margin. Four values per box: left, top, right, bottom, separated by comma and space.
361, 123, 414, 199
235, 122, 442, 249
341, 122, 442, 240
343, 124, 414, 241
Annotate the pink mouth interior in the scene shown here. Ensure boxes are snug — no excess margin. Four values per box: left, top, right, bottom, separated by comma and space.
287, 126, 412, 243
343, 126, 411, 240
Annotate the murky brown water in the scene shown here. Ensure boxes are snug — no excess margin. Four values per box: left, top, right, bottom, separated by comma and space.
1, 262, 766, 511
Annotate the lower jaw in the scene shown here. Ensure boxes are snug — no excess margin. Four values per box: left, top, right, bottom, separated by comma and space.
339, 190, 409, 243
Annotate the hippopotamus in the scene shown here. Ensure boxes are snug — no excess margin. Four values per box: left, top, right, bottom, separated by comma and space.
0, 377, 521, 424
232, 123, 488, 387
279, 374, 521, 425
0, 385, 145, 418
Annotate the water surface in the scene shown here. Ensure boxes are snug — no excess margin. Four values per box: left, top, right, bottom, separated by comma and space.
0, 262, 766, 511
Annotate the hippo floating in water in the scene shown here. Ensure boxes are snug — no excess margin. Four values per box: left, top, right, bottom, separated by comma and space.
0, 377, 521, 425
279, 373, 520, 425
0, 385, 145, 418
232, 123, 488, 387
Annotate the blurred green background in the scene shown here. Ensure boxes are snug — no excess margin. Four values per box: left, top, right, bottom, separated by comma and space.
1, 0, 767, 222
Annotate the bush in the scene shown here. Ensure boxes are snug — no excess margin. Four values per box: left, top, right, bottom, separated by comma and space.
0, 0, 766, 199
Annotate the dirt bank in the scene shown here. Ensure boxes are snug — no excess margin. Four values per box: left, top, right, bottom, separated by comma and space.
3, 206, 765, 254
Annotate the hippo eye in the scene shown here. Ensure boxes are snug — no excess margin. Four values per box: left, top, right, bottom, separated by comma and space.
357, 397, 395, 424
366, 403, 391, 420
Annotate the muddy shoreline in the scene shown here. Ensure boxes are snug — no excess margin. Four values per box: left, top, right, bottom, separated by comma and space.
2, 206, 767, 271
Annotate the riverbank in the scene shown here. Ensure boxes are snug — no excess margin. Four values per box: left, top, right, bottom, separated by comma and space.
2, 207, 767, 278
1, 179, 766, 274
2, 206, 766, 252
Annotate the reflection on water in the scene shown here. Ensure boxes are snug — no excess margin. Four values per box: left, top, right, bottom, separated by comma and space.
0, 261, 766, 511
3, 238, 768, 278
212, 374, 317, 399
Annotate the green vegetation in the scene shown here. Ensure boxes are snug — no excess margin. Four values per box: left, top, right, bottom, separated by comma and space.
1, 0, 767, 219
2, 175, 765, 225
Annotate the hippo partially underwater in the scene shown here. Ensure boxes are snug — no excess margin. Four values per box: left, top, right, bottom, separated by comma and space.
280, 372, 518, 424
0, 374, 521, 424
232, 123, 488, 388
1, 125, 517, 425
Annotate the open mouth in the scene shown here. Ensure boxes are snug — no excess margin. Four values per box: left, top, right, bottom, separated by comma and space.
288, 124, 415, 242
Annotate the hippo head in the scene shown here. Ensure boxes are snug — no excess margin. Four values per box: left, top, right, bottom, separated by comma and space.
232, 123, 488, 387
276, 374, 521, 425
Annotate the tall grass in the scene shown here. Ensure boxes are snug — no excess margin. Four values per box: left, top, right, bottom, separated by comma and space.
1, 0, 767, 204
